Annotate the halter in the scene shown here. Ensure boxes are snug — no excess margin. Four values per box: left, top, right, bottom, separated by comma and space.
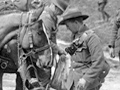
17, 10, 53, 90
17, 11, 52, 66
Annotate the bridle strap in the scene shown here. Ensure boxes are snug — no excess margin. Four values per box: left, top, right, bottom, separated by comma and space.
28, 11, 34, 49
19, 44, 50, 64
25, 45, 50, 58
17, 12, 24, 66
33, 44, 50, 53
42, 23, 53, 67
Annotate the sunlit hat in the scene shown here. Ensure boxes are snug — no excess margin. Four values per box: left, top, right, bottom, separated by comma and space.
58, 7, 89, 25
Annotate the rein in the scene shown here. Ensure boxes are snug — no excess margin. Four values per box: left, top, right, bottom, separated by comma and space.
19, 44, 50, 63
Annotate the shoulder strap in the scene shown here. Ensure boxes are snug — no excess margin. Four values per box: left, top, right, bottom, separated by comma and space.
73, 30, 94, 45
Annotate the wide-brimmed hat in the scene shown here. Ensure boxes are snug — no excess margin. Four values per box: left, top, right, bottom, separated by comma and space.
58, 7, 89, 25
51, 0, 70, 12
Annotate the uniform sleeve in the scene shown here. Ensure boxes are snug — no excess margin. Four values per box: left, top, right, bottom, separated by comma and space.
83, 34, 104, 83
109, 20, 119, 48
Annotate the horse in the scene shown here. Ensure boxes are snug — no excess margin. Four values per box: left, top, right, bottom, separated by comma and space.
0, 5, 54, 90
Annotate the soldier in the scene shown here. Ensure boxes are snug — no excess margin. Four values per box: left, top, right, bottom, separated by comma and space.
98, 0, 110, 21
109, 8, 120, 64
39, 0, 70, 65
58, 6, 110, 90
40, 0, 69, 43
26, 0, 70, 89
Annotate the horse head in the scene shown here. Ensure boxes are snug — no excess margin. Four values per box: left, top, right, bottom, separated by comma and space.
0, 4, 52, 90
18, 9, 53, 90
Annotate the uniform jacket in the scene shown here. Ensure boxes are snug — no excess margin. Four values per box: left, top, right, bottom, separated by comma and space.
37, 6, 65, 86
65, 25, 110, 90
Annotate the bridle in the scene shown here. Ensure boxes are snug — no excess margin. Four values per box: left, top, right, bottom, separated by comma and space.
17, 10, 53, 90
17, 10, 52, 65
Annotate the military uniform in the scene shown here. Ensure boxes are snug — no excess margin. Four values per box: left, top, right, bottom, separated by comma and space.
40, 0, 70, 64
36, 0, 70, 87
65, 29, 110, 90
58, 6, 110, 90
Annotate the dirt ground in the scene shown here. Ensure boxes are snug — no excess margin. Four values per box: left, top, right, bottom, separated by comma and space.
2, 55, 120, 90
2, 40, 120, 90
2, 67, 120, 90
100, 68, 120, 90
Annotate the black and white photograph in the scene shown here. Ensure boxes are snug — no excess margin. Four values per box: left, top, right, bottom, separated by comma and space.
0, 0, 120, 90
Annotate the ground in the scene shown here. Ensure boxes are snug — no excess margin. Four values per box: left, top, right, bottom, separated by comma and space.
2, 40, 120, 90
2, 59, 120, 90
101, 68, 120, 90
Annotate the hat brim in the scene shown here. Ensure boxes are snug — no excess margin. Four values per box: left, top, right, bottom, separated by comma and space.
59, 15, 89, 25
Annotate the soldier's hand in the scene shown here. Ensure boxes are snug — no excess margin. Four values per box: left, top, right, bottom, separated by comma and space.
109, 47, 115, 58
77, 78, 86, 90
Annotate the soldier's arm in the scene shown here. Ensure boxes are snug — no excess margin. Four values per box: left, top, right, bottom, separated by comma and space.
83, 34, 104, 83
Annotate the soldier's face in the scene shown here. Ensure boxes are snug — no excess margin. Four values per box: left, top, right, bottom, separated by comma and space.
65, 18, 83, 34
